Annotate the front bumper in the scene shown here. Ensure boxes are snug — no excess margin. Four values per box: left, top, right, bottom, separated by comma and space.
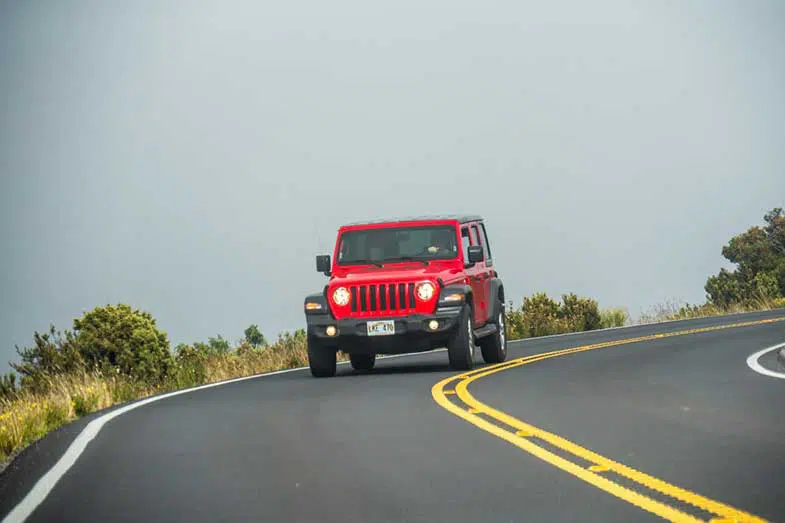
306, 307, 463, 354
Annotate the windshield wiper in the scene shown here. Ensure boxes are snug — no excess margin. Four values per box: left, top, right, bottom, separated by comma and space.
384, 256, 429, 266
346, 259, 384, 268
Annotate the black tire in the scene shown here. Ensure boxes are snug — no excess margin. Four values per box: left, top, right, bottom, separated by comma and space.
447, 305, 475, 371
350, 353, 376, 371
480, 301, 508, 364
307, 334, 336, 377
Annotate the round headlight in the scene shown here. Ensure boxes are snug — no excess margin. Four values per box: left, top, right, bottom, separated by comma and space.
332, 287, 351, 306
416, 281, 435, 301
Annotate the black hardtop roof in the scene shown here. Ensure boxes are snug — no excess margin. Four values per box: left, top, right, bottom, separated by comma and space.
342, 214, 483, 227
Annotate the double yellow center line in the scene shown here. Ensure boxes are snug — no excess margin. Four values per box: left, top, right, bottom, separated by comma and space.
431, 317, 785, 522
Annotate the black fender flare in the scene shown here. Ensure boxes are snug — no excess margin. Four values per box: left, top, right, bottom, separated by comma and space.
488, 278, 505, 322
304, 292, 332, 320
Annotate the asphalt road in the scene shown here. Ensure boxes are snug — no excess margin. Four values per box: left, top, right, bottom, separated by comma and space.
1, 310, 784, 522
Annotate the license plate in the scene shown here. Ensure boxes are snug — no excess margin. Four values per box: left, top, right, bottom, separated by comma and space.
367, 320, 395, 336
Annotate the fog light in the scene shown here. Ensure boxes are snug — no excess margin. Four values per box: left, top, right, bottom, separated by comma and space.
428, 320, 439, 331
326, 325, 337, 337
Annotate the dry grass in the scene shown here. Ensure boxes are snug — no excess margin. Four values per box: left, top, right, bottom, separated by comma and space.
0, 371, 147, 464
636, 296, 785, 325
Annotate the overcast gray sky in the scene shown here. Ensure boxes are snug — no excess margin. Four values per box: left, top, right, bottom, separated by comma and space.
2, 1, 784, 371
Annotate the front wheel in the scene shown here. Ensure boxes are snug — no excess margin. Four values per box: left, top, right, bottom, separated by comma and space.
480, 302, 508, 364
308, 334, 337, 377
350, 353, 376, 371
447, 305, 475, 371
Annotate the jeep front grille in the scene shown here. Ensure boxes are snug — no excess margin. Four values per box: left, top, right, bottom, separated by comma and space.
349, 283, 416, 315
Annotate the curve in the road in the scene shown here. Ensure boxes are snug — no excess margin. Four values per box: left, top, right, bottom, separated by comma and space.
745, 342, 785, 380
3, 311, 784, 523
1, 366, 311, 523
432, 316, 785, 523
1, 350, 443, 523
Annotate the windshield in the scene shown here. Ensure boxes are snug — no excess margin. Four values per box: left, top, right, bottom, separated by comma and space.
337, 225, 459, 265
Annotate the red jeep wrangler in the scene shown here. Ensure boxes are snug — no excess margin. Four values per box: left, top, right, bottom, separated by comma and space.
303, 215, 507, 377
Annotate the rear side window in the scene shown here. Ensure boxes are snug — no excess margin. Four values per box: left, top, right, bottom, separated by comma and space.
469, 225, 479, 246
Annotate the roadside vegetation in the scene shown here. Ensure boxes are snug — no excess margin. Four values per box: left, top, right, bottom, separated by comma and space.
1, 208, 782, 466
638, 207, 785, 323
0, 304, 345, 464
504, 293, 628, 339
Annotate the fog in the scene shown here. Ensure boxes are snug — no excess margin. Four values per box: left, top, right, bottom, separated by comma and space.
2, 1, 784, 370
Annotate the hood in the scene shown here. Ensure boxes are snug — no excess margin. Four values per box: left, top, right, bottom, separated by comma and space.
330, 262, 464, 286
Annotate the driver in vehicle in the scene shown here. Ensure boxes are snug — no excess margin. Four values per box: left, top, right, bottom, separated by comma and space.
426, 229, 457, 255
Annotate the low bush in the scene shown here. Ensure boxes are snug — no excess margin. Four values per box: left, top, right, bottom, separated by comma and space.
599, 308, 629, 328
73, 304, 173, 384
0, 373, 17, 401
505, 292, 608, 339
10, 326, 84, 394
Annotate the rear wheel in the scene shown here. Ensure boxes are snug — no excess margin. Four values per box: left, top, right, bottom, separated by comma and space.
307, 334, 336, 377
480, 301, 508, 364
350, 353, 376, 371
447, 305, 475, 371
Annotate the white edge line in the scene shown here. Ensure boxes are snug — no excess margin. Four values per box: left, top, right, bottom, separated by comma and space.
2, 366, 305, 523
745, 342, 785, 380
2, 347, 448, 523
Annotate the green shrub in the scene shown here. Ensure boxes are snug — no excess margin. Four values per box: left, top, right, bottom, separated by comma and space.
244, 325, 267, 348
11, 326, 85, 393
0, 373, 17, 401
561, 293, 602, 331
505, 292, 606, 339
520, 293, 568, 338
207, 335, 231, 354
189, 335, 231, 357
171, 343, 209, 388
73, 304, 173, 384
753, 271, 780, 300
599, 308, 628, 328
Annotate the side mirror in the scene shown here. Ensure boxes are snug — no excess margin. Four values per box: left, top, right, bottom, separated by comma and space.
467, 245, 484, 265
316, 254, 331, 276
